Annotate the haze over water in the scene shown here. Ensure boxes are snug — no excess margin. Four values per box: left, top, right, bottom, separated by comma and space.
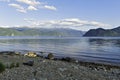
0, 36, 120, 66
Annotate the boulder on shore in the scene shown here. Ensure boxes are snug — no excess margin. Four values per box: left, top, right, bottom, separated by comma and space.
61, 57, 78, 63
24, 52, 37, 57
47, 53, 54, 60
23, 60, 34, 66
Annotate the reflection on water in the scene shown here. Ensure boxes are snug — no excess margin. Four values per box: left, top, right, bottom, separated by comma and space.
0, 37, 120, 65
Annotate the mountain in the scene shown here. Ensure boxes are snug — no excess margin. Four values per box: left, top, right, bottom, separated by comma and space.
0, 27, 85, 37
83, 26, 120, 37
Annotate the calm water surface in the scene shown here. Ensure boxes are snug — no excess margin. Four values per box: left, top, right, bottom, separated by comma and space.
0, 36, 120, 65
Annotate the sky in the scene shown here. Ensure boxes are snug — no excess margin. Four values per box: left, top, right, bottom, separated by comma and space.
0, 0, 120, 31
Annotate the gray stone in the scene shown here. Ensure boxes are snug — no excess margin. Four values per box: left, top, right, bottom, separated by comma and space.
23, 60, 34, 66
58, 68, 67, 72
47, 53, 54, 60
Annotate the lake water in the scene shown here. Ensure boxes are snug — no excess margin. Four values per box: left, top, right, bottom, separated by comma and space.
0, 36, 120, 65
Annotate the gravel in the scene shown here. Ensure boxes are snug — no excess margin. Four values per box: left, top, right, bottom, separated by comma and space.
0, 54, 120, 80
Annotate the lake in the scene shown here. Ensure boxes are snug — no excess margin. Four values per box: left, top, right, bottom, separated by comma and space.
0, 36, 120, 65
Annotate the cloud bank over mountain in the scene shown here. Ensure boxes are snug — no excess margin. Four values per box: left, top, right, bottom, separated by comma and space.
24, 18, 111, 30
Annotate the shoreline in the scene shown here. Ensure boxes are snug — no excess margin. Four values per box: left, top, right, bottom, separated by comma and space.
0, 51, 120, 69
0, 51, 120, 68
0, 51, 120, 80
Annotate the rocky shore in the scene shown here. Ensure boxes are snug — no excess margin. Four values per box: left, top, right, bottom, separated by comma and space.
0, 51, 120, 80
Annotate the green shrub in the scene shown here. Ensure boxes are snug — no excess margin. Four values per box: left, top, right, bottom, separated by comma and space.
16, 62, 19, 67
10, 62, 15, 69
5, 63, 9, 68
0, 62, 5, 73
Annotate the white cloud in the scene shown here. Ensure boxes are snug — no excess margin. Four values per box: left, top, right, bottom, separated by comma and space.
8, 3, 26, 13
9, 3, 23, 10
24, 18, 111, 30
44, 5, 57, 11
17, 9, 26, 13
28, 6, 37, 11
7, 0, 57, 13
0, 25, 10, 28
90, 21, 109, 27
16, 0, 40, 6
1, 0, 57, 13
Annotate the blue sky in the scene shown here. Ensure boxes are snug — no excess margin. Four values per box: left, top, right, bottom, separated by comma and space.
0, 0, 120, 31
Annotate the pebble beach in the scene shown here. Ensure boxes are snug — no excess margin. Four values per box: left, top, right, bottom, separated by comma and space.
0, 51, 120, 80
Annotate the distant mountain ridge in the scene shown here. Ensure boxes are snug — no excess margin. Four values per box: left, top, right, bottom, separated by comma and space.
83, 26, 120, 37
0, 27, 85, 37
